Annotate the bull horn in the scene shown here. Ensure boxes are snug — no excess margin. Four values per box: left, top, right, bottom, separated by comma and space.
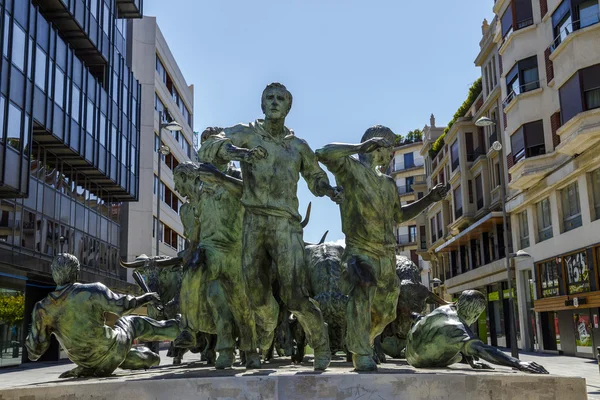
300, 202, 312, 228
154, 256, 183, 267
427, 290, 451, 305
318, 231, 329, 245
119, 259, 146, 269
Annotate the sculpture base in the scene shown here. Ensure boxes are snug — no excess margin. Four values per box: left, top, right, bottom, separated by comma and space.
0, 357, 586, 400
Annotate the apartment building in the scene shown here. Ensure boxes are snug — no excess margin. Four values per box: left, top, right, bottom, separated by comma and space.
388, 134, 429, 283
120, 17, 194, 271
416, 16, 529, 350
0, 0, 143, 366
494, 0, 600, 358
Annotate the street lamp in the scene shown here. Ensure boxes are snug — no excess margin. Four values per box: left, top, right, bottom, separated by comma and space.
475, 116, 521, 359
156, 111, 183, 256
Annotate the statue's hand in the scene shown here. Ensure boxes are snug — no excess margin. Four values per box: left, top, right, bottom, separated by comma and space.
244, 146, 268, 163
472, 361, 493, 370
518, 361, 549, 374
143, 292, 161, 307
361, 137, 392, 154
328, 186, 344, 205
428, 183, 450, 202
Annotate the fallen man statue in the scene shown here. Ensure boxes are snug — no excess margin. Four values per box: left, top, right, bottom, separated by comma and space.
25, 253, 181, 378
405, 289, 548, 374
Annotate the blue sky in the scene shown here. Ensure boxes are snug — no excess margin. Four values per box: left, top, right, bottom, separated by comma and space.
144, 0, 495, 244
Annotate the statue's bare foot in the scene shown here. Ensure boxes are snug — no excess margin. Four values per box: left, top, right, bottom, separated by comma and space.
215, 349, 234, 370
59, 366, 95, 378
353, 354, 377, 372
245, 352, 262, 369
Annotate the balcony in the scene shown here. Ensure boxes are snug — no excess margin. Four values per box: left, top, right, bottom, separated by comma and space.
396, 234, 417, 245
397, 186, 415, 196
414, 174, 427, 185
508, 151, 565, 190
390, 161, 423, 173
555, 108, 600, 156
467, 147, 486, 163
116, 0, 143, 18
503, 81, 541, 109
548, 12, 600, 54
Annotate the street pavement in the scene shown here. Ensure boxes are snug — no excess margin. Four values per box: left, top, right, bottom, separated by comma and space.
0, 348, 597, 399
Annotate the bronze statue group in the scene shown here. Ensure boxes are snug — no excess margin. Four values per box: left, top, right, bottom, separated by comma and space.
25, 83, 548, 378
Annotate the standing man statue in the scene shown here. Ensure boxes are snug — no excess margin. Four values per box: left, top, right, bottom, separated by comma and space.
25, 253, 180, 378
316, 125, 448, 371
198, 83, 343, 370
406, 290, 548, 374
173, 127, 259, 369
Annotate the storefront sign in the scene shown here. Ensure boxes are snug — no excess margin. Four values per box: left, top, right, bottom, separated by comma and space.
565, 297, 587, 307
574, 297, 579, 308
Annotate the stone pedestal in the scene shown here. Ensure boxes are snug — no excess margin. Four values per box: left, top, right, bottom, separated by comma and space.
0, 369, 586, 400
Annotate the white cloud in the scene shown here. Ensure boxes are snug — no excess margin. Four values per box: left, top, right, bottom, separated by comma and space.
326, 238, 346, 247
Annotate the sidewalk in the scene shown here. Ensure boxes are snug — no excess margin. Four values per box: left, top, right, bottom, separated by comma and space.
0, 349, 596, 399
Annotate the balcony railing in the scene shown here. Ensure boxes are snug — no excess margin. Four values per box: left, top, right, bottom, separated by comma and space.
414, 174, 427, 184
398, 186, 414, 196
513, 144, 546, 164
419, 237, 427, 250
538, 226, 553, 242
516, 17, 534, 30
396, 234, 417, 245
549, 12, 600, 54
467, 147, 486, 162
391, 161, 423, 172
520, 237, 530, 249
503, 80, 541, 108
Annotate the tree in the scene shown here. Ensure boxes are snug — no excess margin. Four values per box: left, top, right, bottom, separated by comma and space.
0, 293, 25, 327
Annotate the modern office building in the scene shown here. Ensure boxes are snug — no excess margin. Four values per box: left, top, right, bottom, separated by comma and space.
388, 135, 429, 284
493, 0, 600, 358
0, 0, 143, 366
120, 17, 194, 271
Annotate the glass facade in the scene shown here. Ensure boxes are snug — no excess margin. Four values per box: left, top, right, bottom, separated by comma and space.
0, 0, 142, 366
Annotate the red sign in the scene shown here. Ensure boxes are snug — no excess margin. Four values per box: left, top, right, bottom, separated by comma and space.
594, 314, 598, 329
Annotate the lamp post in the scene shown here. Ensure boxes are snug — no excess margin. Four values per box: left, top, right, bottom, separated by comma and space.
475, 116, 521, 358
156, 111, 183, 256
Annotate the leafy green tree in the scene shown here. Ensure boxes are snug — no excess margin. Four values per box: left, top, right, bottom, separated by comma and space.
0, 293, 25, 327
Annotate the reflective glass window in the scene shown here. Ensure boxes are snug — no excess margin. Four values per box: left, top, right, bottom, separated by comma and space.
7, 102, 21, 150
54, 66, 64, 108
11, 22, 25, 71
34, 46, 46, 90
71, 85, 80, 123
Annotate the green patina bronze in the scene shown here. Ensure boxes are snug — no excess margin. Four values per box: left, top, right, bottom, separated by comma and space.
316, 127, 449, 371
406, 290, 548, 374
198, 83, 342, 371
174, 134, 259, 369
25, 253, 180, 378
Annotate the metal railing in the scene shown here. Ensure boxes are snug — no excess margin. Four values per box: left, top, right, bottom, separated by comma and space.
414, 174, 427, 184
516, 17, 534, 30
396, 234, 417, 245
391, 161, 423, 172
467, 147, 486, 162
549, 12, 600, 53
503, 80, 541, 108
398, 186, 414, 195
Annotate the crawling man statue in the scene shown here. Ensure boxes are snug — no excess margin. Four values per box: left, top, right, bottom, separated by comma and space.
25, 253, 180, 378
406, 289, 548, 374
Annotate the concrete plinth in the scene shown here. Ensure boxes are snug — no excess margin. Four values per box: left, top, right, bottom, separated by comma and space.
0, 366, 587, 400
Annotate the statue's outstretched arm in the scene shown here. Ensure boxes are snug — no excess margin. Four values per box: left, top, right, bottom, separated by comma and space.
465, 340, 548, 374
315, 142, 364, 164
196, 162, 243, 199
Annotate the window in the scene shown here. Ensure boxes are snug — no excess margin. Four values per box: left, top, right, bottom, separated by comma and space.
591, 168, 600, 220
102, 4, 110, 35
54, 66, 65, 108
536, 197, 553, 242
71, 86, 81, 123
468, 180, 474, 203
559, 64, 600, 124
454, 186, 463, 219
561, 181, 582, 232
7, 102, 21, 150
551, 0, 600, 50
510, 120, 545, 163
451, 141, 459, 171
501, 0, 534, 38
86, 99, 94, 135
3, 13, 9, 58
475, 174, 483, 210
404, 152, 415, 169
34, 47, 46, 90
156, 55, 166, 84
565, 250, 589, 294
538, 260, 560, 297
505, 56, 539, 104
430, 217, 437, 243
579, 0, 600, 28
518, 211, 530, 248
90, 0, 98, 18
436, 211, 443, 239
11, 22, 26, 71
153, 175, 158, 195
405, 176, 414, 193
